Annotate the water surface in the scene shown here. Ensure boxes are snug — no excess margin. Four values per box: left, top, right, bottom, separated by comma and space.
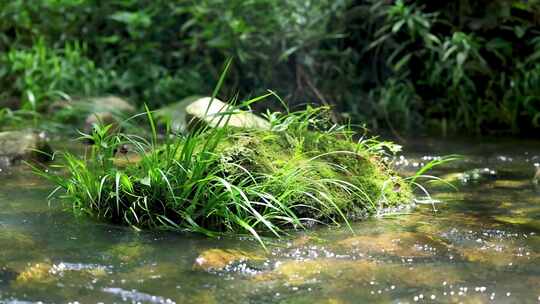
1, 137, 539, 303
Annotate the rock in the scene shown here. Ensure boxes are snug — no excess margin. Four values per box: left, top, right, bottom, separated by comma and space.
185, 97, 270, 130
47, 99, 71, 114
154, 95, 203, 133
49, 96, 135, 128
13, 261, 109, 287
106, 242, 154, 263
83, 112, 121, 136
337, 232, 449, 257
80, 97, 136, 138
193, 248, 263, 272
253, 258, 464, 290
88, 96, 136, 115
0, 130, 52, 167
49, 96, 135, 116
15, 263, 54, 285
253, 259, 378, 286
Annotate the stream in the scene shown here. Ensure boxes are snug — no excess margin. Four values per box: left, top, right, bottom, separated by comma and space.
0, 136, 539, 303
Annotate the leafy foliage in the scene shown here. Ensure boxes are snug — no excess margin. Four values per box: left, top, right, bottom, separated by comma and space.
2, 0, 540, 135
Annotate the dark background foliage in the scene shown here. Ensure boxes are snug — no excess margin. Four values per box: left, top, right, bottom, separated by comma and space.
1, 0, 540, 135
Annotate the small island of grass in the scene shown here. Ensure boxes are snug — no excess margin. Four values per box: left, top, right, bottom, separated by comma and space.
37, 96, 414, 246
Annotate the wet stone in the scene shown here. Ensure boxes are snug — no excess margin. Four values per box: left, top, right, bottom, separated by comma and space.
193, 248, 264, 272
0, 130, 51, 168
185, 97, 270, 130
192, 248, 261, 272
0, 230, 40, 262
14, 263, 55, 285
253, 259, 378, 286
337, 232, 449, 257
494, 215, 540, 232
106, 241, 154, 263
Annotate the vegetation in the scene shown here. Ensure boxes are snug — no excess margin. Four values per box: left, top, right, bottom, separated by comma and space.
34, 98, 413, 246
2, 1, 540, 135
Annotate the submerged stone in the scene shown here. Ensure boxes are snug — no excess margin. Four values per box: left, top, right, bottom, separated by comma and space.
193, 248, 264, 272
494, 215, 540, 231
252, 257, 465, 292
14, 263, 54, 285
0, 130, 51, 168
337, 231, 448, 257
185, 97, 270, 130
254, 259, 378, 286
107, 242, 154, 263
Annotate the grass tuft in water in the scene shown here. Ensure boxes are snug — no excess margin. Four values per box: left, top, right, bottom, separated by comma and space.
32, 63, 414, 247
34, 103, 414, 247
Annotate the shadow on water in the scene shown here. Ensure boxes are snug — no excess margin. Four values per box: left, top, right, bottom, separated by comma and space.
1, 137, 539, 303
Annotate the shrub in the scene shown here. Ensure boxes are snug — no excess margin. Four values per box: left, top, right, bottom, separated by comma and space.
0, 39, 115, 111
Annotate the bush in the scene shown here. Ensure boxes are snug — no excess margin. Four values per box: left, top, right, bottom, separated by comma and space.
0, 39, 115, 111
2, 0, 540, 135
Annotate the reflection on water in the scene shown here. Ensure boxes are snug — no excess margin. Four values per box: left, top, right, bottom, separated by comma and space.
0, 137, 539, 303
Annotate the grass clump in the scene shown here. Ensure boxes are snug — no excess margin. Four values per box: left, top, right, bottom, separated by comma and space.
36, 101, 413, 246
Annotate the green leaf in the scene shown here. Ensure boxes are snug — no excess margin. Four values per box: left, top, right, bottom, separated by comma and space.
120, 174, 133, 192
394, 53, 412, 72
140, 176, 151, 187
392, 19, 405, 33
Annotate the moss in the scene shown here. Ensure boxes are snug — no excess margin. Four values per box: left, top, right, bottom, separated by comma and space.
212, 129, 413, 221
193, 248, 264, 272
106, 242, 154, 263
337, 231, 450, 257
14, 263, 55, 285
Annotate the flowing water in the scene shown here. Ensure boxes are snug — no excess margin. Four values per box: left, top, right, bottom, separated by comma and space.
0, 137, 539, 303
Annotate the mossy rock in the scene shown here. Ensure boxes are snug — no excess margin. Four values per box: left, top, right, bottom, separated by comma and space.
14, 263, 55, 285
494, 215, 540, 231
254, 258, 463, 289
193, 248, 264, 272
253, 259, 378, 286
208, 129, 413, 221
337, 231, 449, 257
106, 241, 154, 263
